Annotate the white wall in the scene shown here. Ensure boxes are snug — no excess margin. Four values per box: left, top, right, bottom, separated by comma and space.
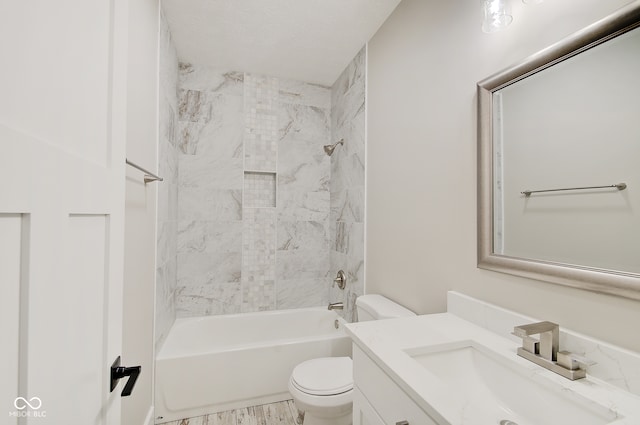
123, 0, 159, 423
366, 0, 640, 353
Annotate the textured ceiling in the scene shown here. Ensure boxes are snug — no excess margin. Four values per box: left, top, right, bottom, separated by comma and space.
161, 0, 402, 86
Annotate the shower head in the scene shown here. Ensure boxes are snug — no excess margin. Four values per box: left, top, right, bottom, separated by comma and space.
323, 139, 344, 156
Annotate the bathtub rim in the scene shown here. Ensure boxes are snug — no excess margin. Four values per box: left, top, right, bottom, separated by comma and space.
156, 306, 348, 360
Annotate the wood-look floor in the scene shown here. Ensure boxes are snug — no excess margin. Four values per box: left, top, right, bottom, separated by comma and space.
159, 400, 299, 425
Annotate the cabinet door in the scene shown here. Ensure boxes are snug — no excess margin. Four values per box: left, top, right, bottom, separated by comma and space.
353, 387, 386, 425
353, 347, 438, 425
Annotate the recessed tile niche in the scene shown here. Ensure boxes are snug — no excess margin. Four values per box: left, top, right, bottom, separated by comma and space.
244, 171, 276, 208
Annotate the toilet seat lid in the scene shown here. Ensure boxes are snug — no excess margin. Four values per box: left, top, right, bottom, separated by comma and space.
291, 357, 353, 396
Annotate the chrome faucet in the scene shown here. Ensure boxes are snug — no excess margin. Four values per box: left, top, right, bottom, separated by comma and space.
332, 270, 346, 290
513, 321, 559, 361
512, 321, 594, 380
327, 302, 344, 310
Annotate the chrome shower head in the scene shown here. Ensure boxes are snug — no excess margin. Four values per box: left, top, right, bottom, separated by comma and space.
323, 139, 344, 156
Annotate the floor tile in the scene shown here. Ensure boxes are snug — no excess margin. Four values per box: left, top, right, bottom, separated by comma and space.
209, 410, 235, 425
162, 400, 299, 425
262, 401, 295, 425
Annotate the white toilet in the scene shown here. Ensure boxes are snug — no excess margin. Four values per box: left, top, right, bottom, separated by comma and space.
288, 294, 415, 425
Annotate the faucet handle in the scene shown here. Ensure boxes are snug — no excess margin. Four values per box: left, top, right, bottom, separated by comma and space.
332, 270, 346, 290
557, 351, 596, 371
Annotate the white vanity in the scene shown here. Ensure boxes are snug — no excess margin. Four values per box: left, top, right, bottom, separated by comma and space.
345, 292, 640, 425
352, 342, 438, 425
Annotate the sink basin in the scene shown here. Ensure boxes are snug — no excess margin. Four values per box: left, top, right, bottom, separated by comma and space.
405, 341, 618, 425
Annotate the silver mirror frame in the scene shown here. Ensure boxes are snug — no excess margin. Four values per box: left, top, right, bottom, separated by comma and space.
477, 0, 640, 301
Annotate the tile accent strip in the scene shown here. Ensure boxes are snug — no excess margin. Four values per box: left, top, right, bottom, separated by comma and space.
244, 74, 278, 172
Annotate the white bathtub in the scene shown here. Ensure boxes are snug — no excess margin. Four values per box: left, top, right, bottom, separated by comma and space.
155, 307, 352, 423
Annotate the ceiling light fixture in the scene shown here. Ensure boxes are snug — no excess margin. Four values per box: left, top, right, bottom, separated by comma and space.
482, 0, 513, 33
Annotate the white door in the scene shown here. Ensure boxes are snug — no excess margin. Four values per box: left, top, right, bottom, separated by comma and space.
0, 1, 129, 424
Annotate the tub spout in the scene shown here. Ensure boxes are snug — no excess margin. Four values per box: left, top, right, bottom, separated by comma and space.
328, 302, 344, 310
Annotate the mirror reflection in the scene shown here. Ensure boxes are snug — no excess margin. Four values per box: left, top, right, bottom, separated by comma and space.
478, 2, 640, 300
492, 25, 640, 274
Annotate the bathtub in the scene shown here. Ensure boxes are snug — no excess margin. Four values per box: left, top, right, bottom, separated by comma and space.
155, 307, 352, 423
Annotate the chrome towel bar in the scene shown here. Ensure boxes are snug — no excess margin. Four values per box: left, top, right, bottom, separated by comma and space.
521, 183, 626, 197
125, 159, 163, 183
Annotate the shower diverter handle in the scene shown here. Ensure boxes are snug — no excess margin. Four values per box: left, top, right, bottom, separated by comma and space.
333, 270, 346, 289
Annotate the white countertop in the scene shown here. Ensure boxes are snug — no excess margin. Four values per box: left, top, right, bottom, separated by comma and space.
345, 313, 640, 425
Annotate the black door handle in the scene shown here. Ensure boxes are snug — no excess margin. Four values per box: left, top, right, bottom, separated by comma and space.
110, 356, 141, 397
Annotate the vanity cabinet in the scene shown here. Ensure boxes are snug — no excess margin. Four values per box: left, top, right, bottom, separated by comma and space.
352, 346, 438, 425
353, 387, 385, 425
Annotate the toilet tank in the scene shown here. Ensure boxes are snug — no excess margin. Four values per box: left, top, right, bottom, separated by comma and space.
355, 294, 416, 321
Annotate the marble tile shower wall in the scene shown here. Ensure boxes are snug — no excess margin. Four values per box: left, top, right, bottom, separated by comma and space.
155, 12, 179, 351
275, 77, 332, 310
175, 64, 332, 317
329, 47, 366, 322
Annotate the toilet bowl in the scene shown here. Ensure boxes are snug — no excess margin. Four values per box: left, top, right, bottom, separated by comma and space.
288, 357, 353, 425
288, 294, 415, 424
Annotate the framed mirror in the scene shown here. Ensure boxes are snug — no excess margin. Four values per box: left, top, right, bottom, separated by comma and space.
477, 1, 640, 300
